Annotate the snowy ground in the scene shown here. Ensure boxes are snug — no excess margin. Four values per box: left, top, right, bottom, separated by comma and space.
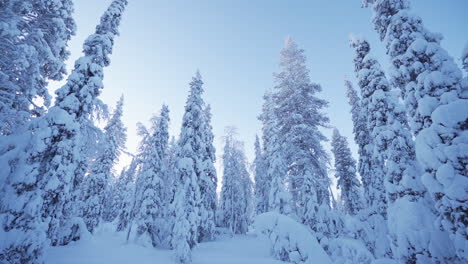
44, 224, 285, 264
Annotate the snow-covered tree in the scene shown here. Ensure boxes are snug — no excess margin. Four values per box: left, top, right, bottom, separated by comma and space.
331, 128, 362, 215
165, 136, 179, 201
258, 92, 275, 210
102, 166, 126, 222
344, 79, 372, 203
254, 212, 332, 264
0, 0, 127, 262
355, 36, 454, 263
260, 38, 332, 238
365, 0, 468, 260
272, 38, 331, 216
259, 90, 291, 215
117, 158, 138, 232
158, 136, 179, 246
220, 127, 253, 234
198, 104, 217, 242
350, 37, 387, 218
132, 105, 170, 247
0, 0, 76, 135
266, 132, 292, 215
350, 36, 391, 258
172, 71, 207, 263
81, 96, 127, 233
253, 135, 269, 214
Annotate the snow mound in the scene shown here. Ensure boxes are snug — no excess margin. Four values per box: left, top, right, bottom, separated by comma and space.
44, 222, 284, 264
254, 212, 331, 264
328, 238, 374, 264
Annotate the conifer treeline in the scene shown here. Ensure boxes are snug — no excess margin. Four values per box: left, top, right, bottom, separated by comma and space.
0, 1, 466, 264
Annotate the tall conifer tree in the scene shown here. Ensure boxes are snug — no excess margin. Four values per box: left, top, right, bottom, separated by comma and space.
331, 128, 362, 215
364, 1, 467, 259
172, 71, 207, 263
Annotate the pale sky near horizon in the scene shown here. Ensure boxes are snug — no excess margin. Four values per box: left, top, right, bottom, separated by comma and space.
49, 0, 468, 178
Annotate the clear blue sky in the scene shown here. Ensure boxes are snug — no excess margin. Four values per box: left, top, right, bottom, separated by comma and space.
50, 0, 468, 172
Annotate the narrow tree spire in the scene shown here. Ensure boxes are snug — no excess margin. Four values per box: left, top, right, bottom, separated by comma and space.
344, 79, 371, 202
331, 128, 362, 215
172, 71, 207, 263
350, 36, 391, 258
253, 135, 269, 214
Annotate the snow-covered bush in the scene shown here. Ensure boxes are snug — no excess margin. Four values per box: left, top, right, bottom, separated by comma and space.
328, 238, 374, 264
253, 212, 331, 264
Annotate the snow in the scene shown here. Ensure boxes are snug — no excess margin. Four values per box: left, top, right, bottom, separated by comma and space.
328, 238, 374, 264
254, 212, 331, 264
44, 223, 285, 264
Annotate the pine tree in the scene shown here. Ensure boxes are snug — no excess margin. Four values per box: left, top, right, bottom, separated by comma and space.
198, 104, 217, 242
172, 71, 207, 263
133, 105, 170, 247
331, 128, 362, 215
81, 96, 127, 233
344, 79, 371, 203
220, 127, 253, 234
0, 0, 127, 262
350, 36, 391, 258
365, 0, 468, 259
253, 135, 269, 214
0, 0, 76, 135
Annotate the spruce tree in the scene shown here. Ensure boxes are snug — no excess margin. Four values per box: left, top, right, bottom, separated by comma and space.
0, 0, 127, 262
362, 37, 451, 263
331, 128, 362, 215
117, 158, 139, 232
220, 128, 253, 234
266, 131, 292, 215
253, 135, 269, 214
81, 96, 127, 233
365, 1, 468, 259
263, 38, 331, 234
258, 92, 275, 212
172, 72, 206, 263
350, 36, 391, 258
260, 90, 291, 215
351, 38, 387, 217
103, 166, 127, 222
133, 105, 170, 247
273, 38, 330, 214
344, 79, 371, 203
198, 104, 217, 242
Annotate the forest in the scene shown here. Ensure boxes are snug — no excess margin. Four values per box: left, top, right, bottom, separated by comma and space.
0, 0, 467, 264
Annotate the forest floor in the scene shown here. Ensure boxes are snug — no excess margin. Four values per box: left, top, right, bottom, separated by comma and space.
44, 223, 285, 264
